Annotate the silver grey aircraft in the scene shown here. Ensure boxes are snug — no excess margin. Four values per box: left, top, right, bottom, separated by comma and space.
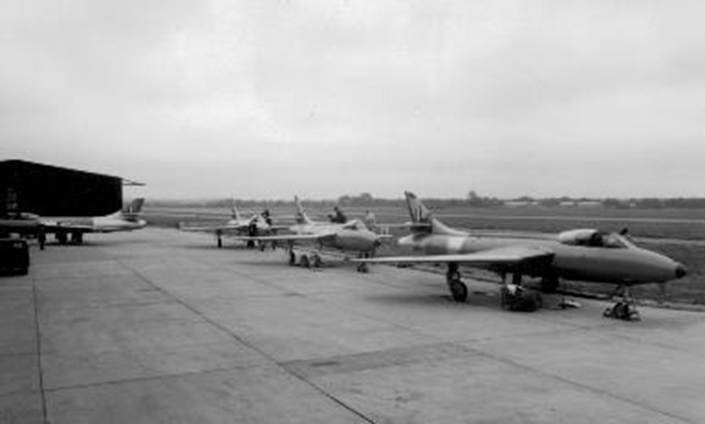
179, 202, 283, 248
356, 191, 687, 320
234, 196, 389, 272
39, 198, 147, 244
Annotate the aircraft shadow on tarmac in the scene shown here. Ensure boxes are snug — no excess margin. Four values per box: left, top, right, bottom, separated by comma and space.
176, 243, 266, 251
362, 290, 501, 309
41, 239, 149, 247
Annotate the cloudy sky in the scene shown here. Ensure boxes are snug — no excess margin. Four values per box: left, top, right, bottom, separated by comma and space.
2, 0, 704, 199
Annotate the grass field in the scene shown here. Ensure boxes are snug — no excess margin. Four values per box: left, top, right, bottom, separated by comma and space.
143, 204, 705, 306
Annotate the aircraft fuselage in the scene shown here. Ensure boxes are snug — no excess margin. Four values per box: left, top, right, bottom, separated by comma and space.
398, 233, 684, 285
289, 222, 380, 253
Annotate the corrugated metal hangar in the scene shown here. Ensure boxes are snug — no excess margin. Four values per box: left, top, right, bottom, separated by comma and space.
1, 159, 134, 217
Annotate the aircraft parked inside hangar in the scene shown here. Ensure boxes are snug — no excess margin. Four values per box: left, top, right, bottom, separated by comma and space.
355, 191, 687, 320
39, 198, 146, 244
233, 196, 390, 272
179, 201, 285, 248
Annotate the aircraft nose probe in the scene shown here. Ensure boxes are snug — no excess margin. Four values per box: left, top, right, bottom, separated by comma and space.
675, 264, 687, 279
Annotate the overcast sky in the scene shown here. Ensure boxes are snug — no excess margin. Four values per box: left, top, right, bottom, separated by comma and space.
2, 0, 704, 199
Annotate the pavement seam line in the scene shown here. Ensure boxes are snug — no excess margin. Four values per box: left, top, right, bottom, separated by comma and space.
43, 363, 264, 393
118, 260, 378, 424
31, 272, 48, 424
460, 343, 697, 424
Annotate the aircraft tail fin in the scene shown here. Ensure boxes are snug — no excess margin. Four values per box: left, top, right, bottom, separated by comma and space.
403, 191, 464, 236
120, 198, 145, 221
230, 198, 242, 221
294, 196, 313, 224
405, 191, 432, 224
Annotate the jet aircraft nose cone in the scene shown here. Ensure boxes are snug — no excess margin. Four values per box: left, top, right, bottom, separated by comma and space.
675, 264, 687, 279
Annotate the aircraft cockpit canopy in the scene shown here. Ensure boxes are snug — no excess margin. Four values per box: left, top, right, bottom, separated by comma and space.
342, 219, 364, 231
558, 229, 628, 248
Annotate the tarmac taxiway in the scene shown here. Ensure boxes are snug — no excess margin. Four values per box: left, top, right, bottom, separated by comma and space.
1, 228, 704, 423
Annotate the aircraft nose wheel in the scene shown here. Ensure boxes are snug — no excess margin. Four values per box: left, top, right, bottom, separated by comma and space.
603, 302, 641, 321
288, 251, 296, 266
603, 285, 641, 321
356, 263, 369, 273
311, 253, 323, 268
448, 279, 468, 302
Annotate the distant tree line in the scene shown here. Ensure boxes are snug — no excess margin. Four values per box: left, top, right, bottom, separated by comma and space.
148, 192, 705, 209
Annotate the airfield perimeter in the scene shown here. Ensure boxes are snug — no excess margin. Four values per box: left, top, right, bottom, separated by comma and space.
2, 228, 705, 423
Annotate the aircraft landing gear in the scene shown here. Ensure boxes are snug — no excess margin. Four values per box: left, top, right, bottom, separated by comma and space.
71, 232, 83, 244
500, 273, 542, 312
541, 274, 560, 293
56, 232, 68, 245
603, 285, 641, 321
299, 254, 310, 268
446, 262, 467, 302
289, 250, 323, 269
311, 253, 323, 268
355, 252, 370, 273
216, 230, 223, 248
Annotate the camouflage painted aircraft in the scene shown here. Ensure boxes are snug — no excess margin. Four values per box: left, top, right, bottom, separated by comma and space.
179, 201, 282, 248
355, 191, 687, 320
39, 198, 147, 244
234, 196, 389, 272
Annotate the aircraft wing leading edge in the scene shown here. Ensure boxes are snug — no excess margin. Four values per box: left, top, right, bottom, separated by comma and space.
355, 246, 555, 267
230, 232, 338, 242
178, 223, 246, 233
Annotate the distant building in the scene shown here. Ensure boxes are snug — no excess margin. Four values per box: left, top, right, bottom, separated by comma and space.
558, 200, 604, 207
0, 159, 141, 217
504, 200, 539, 207
576, 200, 603, 208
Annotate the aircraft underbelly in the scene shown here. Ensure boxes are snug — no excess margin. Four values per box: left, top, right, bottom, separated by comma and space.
554, 253, 632, 283
419, 236, 468, 255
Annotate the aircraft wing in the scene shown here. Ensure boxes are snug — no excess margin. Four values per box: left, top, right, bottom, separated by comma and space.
39, 220, 94, 232
230, 232, 337, 243
178, 223, 247, 233
354, 246, 554, 267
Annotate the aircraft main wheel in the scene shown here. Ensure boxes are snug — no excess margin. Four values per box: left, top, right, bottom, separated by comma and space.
217, 237, 223, 248
613, 303, 627, 319
312, 254, 323, 268
449, 280, 468, 302
627, 308, 641, 321
259, 242, 266, 252
300, 254, 310, 268
356, 263, 369, 273
288, 251, 296, 266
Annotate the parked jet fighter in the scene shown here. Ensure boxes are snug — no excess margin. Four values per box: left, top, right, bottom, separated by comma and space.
355, 191, 687, 320
179, 202, 283, 248
233, 196, 389, 272
39, 198, 147, 244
